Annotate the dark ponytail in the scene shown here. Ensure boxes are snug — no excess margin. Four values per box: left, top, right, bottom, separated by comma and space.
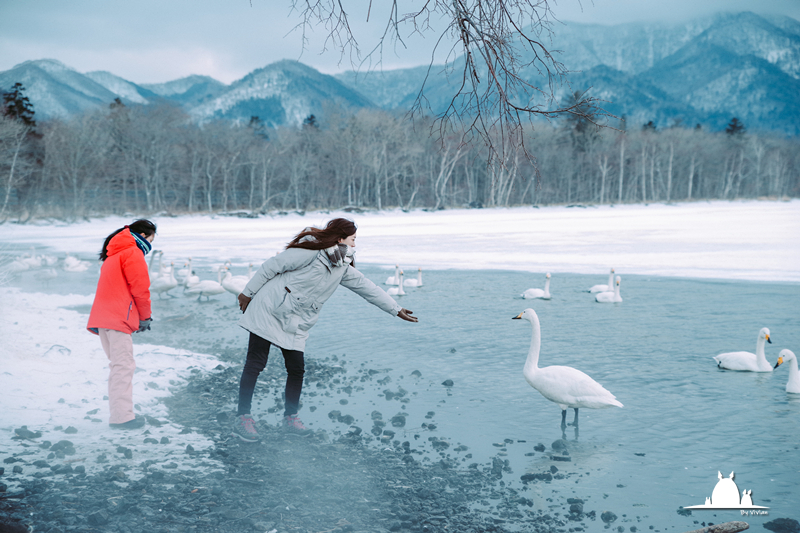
99, 219, 157, 261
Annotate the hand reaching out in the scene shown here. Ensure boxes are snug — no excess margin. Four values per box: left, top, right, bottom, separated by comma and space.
398, 308, 418, 323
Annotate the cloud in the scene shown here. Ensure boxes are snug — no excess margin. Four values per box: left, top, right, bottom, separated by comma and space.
1, 0, 798, 84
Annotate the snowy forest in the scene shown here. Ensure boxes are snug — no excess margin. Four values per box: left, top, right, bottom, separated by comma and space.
1, 88, 798, 222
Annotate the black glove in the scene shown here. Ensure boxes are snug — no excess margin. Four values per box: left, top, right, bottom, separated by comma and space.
137, 318, 152, 333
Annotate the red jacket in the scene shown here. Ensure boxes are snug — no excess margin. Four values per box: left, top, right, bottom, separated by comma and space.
87, 229, 152, 335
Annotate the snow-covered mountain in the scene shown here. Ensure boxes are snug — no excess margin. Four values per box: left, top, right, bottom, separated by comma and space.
2, 11, 799, 134
0, 59, 123, 119
140, 75, 227, 107
190, 60, 373, 126
335, 11, 800, 134
84, 71, 156, 105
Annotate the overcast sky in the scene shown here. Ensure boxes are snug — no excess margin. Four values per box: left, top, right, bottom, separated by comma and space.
1, 0, 799, 85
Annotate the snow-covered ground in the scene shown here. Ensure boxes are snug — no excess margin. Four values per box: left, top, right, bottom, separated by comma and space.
1, 199, 798, 488
2, 199, 798, 281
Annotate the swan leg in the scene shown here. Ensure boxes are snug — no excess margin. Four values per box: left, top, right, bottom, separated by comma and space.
572, 408, 579, 427
560, 409, 567, 430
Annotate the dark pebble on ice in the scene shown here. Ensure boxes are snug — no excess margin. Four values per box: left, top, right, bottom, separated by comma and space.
14, 426, 42, 439
12, 466, 23, 474
88, 509, 110, 526
328, 410, 341, 420
0, 483, 5, 492
601, 510, 618, 523
383, 430, 395, 438
390, 414, 406, 427
57, 399, 65, 404
160, 437, 170, 444
0, 467, 3, 475
32, 460, 50, 469
339, 399, 348, 405
2, 458, 19, 464
50, 440, 74, 453
96, 453, 107, 463
179, 428, 192, 434
551, 455, 571, 462
371, 410, 383, 420
38, 441, 51, 449
534, 443, 545, 452
145, 415, 164, 427
424, 411, 435, 418
764, 518, 800, 533
186, 444, 195, 454
634, 452, 645, 456
676, 508, 692, 516
441, 379, 454, 387
411, 370, 422, 377
74, 465, 85, 474
520, 473, 552, 483
86, 408, 99, 415
64, 426, 77, 434
144, 438, 159, 444
551, 439, 568, 452
337, 414, 355, 425
570, 502, 584, 514
550, 466, 558, 473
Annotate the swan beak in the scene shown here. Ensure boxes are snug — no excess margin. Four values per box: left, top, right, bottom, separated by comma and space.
774, 356, 783, 369
766, 335, 772, 344
512, 312, 523, 320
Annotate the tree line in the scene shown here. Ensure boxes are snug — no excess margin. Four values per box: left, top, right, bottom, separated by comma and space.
1, 90, 798, 222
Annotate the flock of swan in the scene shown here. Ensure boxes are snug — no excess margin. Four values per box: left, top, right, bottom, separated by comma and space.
6, 248, 94, 281
520, 268, 623, 303
713, 327, 798, 393
147, 251, 253, 303
383, 264, 423, 297
512, 267, 797, 434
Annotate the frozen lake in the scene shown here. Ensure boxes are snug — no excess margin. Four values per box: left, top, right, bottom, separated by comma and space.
3, 258, 798, 529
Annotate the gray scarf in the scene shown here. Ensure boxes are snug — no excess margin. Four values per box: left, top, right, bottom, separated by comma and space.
324, 244, 354, 267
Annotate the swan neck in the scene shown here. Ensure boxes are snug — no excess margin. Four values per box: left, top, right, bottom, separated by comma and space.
523, 318, 541, 373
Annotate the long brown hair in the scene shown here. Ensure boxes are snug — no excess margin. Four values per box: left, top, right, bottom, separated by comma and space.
287, 218, 357, 265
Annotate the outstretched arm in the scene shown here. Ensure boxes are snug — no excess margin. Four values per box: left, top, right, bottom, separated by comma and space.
340, 266, 418, 323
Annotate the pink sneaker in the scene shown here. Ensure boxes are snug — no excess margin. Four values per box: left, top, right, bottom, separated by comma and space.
232, 414, 259, 442
283, 414, 312, 435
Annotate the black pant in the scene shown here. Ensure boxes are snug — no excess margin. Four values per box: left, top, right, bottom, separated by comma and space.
237, 332, 305, 417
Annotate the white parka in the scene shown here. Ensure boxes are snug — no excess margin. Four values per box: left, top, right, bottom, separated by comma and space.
239, 247, 402, 351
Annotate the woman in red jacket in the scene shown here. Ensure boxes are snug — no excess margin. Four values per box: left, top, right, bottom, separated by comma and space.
87, 219, 157, 429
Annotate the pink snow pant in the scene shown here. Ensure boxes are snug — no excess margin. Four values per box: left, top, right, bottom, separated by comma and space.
98, 328, 135, 424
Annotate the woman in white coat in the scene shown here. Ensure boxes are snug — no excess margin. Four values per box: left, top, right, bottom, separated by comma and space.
232, 218, 418, 442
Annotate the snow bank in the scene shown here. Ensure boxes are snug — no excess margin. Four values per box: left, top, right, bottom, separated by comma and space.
2, 200, 798, 282
0, 287, 226, 485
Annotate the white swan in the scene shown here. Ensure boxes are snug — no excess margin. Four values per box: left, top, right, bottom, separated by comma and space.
595, 276, 622, 303
151, 262, 178, 298
177, 259, 191, 280
181, 258, 200, 291
588, 268, 615, 293
713, 328, 773, 372
403, 268, 423, 288
63, 253, 91, 272
387, 272, 406, 296
221, 267, 249, 302
185, 266, 226, 301
385, 264, 401, 285
513, 308, 623, 429
521, 273, 551, 300
774, 349, 799, 393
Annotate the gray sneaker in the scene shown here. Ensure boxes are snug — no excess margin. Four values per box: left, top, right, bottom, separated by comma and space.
283, 414, 312, 435
232, 414, 259, 442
